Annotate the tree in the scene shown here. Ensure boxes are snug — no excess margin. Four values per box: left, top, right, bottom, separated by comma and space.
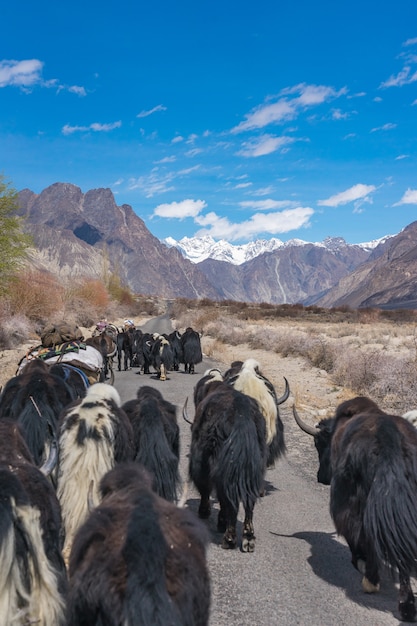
0, 174, 32, 294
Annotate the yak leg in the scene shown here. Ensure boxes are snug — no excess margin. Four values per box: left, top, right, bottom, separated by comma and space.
198, 492, 211, 519
218, 498, 237, 549
242, 503, 256, 553
160, 363, 166, 381
398, 570, 416, 622
361, 547, 380, 594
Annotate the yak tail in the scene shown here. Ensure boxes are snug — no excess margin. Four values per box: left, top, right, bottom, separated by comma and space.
364, 454, 417, 576
0, 494, 65, 626
135, 399, 180, 502
124, 493, 183, 626
213, 394, 265, 511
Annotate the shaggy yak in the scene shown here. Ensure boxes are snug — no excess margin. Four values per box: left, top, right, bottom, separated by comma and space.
66, 463, 211, 626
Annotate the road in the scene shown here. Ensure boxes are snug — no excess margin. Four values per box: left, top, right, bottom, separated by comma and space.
114, 316, 406, 625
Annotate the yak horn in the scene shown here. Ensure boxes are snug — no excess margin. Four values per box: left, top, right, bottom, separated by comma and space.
182, 397, 193, 425
276, 377, 290, 405
40, 439, 58, 476
292, 405, 319, 436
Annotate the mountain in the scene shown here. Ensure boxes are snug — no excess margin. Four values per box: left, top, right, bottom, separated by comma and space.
17, 183, 219, 300
16, 182, 417, 309
316, 221, 417, 309
196, 239, 371, 304
164, 234, 386, 265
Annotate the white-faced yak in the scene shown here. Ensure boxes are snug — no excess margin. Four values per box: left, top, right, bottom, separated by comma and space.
56, 383, 134, 558
223, 358, 288, 467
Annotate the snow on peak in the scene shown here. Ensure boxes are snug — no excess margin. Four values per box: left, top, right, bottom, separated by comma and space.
162, 234, 390, 265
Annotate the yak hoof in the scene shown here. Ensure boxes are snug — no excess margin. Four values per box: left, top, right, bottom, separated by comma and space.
362, 577, 380, 594
221, 534, 237, 550
242, 537, 255, 553
399, 596, 416, 622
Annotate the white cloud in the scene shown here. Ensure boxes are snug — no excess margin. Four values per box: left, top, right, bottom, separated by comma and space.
394, 188, 417, 205
237, 134, 295, 157
234, 182, 252, 189
239, 199, 297, 211
155, 156, 177, 164
0, 59, 86, 96
67, 85, 87, 97
380, 66, 417, 88
0, 59, 43, 88
404, 38, 417, 47
194, 207, 314, 241
331, 108, 350, 120
153, 199, 207, 219
137, 104, 167, 118
172, 135, 184, 143
232, 83, 345, 133
318, 184, 376, 207
370, 122, 397, 132
62, 121, 121, 135
128, 165, 200, 197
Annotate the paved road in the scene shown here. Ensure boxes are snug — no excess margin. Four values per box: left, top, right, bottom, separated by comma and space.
113, 316, 407, 625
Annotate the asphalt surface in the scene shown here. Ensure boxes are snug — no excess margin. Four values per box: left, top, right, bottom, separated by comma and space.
113, 315, 408, 625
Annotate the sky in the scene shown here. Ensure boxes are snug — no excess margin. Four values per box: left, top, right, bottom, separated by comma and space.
2, 0, 417, 245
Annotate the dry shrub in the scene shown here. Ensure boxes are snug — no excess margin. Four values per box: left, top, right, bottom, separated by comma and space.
75, 279, 109, 309
0, 314, 34, 349
331, 347, 381, 394
7, 270, 64, 322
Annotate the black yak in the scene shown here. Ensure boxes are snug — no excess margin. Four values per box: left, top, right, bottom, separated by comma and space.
122, 385, 180, 501
67, 463, 211, 626
293, 396, 417, 622
189, 380, 267, 551
0, 358, 75, 466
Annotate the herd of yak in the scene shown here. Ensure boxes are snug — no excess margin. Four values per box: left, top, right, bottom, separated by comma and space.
1, 320, 417, 624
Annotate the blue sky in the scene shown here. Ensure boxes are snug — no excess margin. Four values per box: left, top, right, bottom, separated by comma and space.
2, 0, 417, 244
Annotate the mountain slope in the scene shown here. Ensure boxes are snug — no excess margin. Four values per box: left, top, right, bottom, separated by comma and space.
316, 221, 417, 309
17, 183, 219, 300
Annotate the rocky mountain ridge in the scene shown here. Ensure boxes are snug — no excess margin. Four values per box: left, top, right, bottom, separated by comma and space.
16, 183, 417, 308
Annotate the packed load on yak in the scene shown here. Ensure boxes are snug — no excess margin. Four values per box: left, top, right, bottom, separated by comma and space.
40, 321, 85, 347
17, 321, 104, 384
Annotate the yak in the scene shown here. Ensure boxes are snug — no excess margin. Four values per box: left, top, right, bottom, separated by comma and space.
116, 328, 135, 371
168, 330, 183, 371
0, 358, 75, 466
66, 463, 211, 626
0, 420, 67, 626
188, 379, 267, 551
223, 358, 288, 467
293, 396, 417, 622
56, 383, 135, 558
181, 327, 203, 374
122, 386, 180, 501
150, 333, 174, 381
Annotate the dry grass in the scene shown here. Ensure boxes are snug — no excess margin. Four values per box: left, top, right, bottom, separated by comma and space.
174, 301, 417, 414
2, 286, 417, 414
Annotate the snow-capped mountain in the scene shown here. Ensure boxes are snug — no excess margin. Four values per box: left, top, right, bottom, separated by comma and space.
164, 234, 392, 265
